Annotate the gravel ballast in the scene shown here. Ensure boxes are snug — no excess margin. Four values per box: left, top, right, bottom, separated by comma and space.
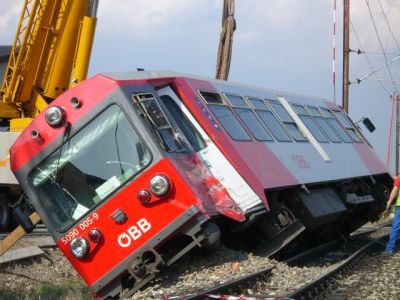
2, 228, 400, 299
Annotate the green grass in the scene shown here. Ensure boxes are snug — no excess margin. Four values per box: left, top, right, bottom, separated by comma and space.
0, 281, 94, 300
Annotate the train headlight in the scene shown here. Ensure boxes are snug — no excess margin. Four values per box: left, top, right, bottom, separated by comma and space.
45, 106, 65, 127
70, 237, 90, 259
149, 175, 170, 196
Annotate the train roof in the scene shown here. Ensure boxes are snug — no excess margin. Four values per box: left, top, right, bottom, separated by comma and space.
101, 70, 336, 108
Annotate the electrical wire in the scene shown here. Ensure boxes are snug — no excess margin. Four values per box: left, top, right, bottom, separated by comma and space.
365, 0, 399, 94
357, 55, 400, 82
377, 0, 400, 53
361, 51, 400, 56
363, 78, 400, 83
350, 20, 391, 95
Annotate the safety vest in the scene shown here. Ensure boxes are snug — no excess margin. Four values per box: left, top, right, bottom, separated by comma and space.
396, 190, 400, 206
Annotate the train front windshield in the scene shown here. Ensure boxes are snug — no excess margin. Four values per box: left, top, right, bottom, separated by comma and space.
30, 105, 151, 231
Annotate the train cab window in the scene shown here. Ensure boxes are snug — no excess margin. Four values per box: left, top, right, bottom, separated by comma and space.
248, 97, 291, 142
334, 111, 362, 142
292, 104, 329, 143
320, 108, 353, 143
306, 105, 341, 143
225, 94, 273, 141
30, 105, 152, 231
268, 100, 307, 141
159, 95, 206, 151
133, 93, 184, 152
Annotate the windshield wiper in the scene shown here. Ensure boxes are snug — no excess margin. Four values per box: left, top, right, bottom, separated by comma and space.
54, 122, 71, 183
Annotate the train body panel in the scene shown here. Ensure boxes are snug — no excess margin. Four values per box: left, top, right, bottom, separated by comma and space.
188, 77, 386, 187
10, 70, 391, 298
56, 158, 202, 289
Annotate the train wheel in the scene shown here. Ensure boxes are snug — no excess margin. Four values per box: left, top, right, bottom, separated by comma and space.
200, 221, 221, 252
276, 204, 296, 229
0, 194, 11, 231
257, 204, 297, 239
373, 183, 390, 201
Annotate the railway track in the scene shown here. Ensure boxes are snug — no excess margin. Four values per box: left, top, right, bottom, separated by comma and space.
0, 223, 54, 260
0, 221, 392, 299
169, 222, 391, 300
0, 224, 49, 239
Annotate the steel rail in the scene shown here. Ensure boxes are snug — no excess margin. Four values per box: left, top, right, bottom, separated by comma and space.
0, 226, 49, 239
169, 221, 391, 299
182, 266, 275, 300
285, 236, 385, 299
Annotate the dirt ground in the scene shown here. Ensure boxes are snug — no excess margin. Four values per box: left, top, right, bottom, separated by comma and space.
0, 218, 392, 299
0, 244, 92, 300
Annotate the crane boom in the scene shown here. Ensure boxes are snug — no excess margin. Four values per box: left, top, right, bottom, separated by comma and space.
216, 0, 236, 80
0, 0, 98, 131
0, 0, 99, 250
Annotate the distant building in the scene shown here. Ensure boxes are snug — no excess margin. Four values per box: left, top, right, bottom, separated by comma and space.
0, 45, 13, 87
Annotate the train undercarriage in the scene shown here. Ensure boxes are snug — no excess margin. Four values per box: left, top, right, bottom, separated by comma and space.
220, 174, 390, 253
96, 173, 391, 298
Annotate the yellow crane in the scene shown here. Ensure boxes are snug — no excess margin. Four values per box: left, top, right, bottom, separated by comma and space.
0, 0, 98, 253
0, 0, 98, 128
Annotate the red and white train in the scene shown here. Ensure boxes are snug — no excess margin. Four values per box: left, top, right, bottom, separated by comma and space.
10, 71, 391, 298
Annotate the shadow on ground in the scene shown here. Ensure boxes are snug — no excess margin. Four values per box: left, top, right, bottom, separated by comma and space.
0, 281, 93, 300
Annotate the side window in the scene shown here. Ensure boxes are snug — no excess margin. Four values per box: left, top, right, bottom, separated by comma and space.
159, 95, 206, 152
133, 93, 184, 152
306, 105, 341, 143
199, 91, 251, 141
200, 91, 224, 104
225, 94, 247, 107
268, 100, 307, 141
334, 111, 362, 142
292, 104, 329, 143
225, 94, 273, 141
248, 97, 291, 142
320, 108, 353, 143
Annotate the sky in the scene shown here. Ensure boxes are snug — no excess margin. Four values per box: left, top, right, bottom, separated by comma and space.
1, 0, 400, 174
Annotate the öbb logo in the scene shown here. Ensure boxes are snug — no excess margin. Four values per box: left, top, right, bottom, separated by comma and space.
117, 218, 152, 248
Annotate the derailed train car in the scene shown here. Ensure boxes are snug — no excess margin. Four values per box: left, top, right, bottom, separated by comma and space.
10, 71, 391, 298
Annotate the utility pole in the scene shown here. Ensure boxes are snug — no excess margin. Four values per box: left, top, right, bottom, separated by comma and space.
342, 0, 350, 113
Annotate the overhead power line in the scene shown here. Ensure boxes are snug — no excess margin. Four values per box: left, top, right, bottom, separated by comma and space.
365, 0, 399, 93
354, 55, 400, 83
350, 20, 391, 95
364, 78, 400, 83
377, 0, 400, 53
353, 50, 400, 56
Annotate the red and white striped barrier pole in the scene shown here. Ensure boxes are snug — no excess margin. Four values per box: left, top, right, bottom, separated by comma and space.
332, 0, 337, 104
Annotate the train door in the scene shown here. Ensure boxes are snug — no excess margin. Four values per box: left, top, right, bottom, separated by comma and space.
156, 86, 262, 214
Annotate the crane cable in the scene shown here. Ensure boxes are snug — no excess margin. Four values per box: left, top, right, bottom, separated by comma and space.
215, 0, 236, 81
